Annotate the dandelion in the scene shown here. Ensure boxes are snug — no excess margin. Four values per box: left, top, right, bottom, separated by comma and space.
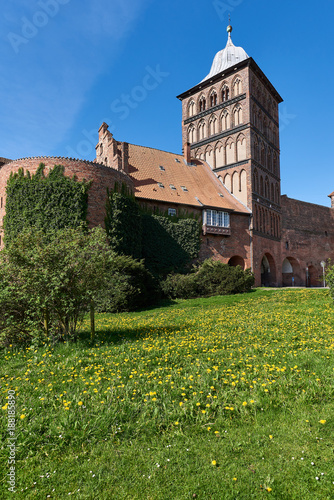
78, 402, 83, 406
211, 460, 217, 466
266, 487, 272, 492
20, 414, 26, 420
319, 420, 326, 424
242, 401, 247, 406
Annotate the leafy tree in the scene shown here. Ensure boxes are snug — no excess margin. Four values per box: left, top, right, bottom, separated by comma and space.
0, 226, 113, 346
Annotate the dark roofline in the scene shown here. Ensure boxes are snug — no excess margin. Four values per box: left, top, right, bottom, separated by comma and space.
176, 57, 283, 104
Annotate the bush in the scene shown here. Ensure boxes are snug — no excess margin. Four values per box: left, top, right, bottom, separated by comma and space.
325, 264, 334, 300
95, 254, 159, 313
161, 259, 254, 299
0, 226, 114, 347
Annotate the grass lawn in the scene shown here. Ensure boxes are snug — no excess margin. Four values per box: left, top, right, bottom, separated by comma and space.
1, 288, 334, 499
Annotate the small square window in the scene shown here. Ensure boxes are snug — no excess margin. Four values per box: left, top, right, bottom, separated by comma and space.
175, 158, 181, 163
170, 184, 176, 190
181, 186, 188, 192
159, 165, 165, 171
158, 182, 164, 188
168, 208, 177, 216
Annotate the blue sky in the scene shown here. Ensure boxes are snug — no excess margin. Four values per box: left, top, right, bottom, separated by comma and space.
1, 0, 333, 206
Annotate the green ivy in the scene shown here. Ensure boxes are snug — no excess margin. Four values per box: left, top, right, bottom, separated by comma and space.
141, 215, 200, 275
105, 183, 142, 259
4, 163, 90, 242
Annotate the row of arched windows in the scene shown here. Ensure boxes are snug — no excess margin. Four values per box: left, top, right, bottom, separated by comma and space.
253, 169, 280, 203
188, 105, 243, 144
252, 105, 278, 146
251, 78, 278, 121
252, 135, 278, 175
195, 134, 247, 169
254, 205, 280, 238
188, 77, 243, 118
221, 170, 247, 205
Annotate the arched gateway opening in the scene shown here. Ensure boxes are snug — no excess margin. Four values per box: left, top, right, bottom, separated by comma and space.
261, 253, 276, 286
282, 257, 302, 286
228, 255, 245, 269
307, 265, 320, 287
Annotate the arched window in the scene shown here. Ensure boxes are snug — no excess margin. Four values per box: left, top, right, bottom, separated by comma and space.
199, 96, 206, 113
188, 125, 196, 144
198, 120, 207, 140
267, 148, 272, 171
221, 110, 230, 131
237, 135, 246, 161
222, 85, 230, 102
188, 100, 195, 117
260, 176, 264, 197
233, 78, 242, 96
261, 143, 265, 166
273, 153, 278, 174
233, 105, 243, 127
253, 169, 259, 193
253, 136, 259, 161
210, 91, 217, 107
264, 177, 269, 199
209, 115, 217, 136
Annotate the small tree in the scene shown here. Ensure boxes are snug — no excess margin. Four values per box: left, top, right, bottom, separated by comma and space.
0, 225, 113, 346
325, 264, 334, 300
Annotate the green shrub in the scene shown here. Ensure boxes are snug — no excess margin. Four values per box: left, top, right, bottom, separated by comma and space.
325, 264, 334, 300
161, 259, 254, 299
95, 254, 159, 313
0, 226, 114, 347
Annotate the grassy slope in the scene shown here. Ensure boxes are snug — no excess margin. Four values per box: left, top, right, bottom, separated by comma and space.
1, 289, 334, 499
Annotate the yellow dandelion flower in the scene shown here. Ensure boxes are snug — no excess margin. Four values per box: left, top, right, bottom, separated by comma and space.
266, 487, 272, 492
211, 460, 217, 466
242, 401, 247, 406
20, 414, 26, 420
269, 435, 273, 439
319, 420, 326, 424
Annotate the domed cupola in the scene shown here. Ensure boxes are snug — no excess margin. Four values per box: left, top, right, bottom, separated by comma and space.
201, 24, 249, 83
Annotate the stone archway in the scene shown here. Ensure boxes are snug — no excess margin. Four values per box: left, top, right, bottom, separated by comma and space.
228, 255, 245, 270
307, 265, 320, 287
282, 257, 302, 287
261, 253, 276, 286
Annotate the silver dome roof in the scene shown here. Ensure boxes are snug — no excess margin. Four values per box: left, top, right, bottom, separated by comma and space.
201, 27, 249, 83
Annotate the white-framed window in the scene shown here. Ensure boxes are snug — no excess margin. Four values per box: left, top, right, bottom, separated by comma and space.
168, 208, 177, 216
204, 209, 230, 227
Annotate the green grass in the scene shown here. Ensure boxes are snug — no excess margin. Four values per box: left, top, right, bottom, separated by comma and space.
1, 288, 334, 499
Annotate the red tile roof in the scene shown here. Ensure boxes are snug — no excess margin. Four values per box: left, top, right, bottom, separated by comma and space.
127, 144, 249, 213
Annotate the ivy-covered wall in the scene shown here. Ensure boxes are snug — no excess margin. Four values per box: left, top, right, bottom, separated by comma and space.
105, 186, 201, 275
4, 164, 90, 241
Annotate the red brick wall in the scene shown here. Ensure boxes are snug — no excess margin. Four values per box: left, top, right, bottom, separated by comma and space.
280, 195, 334, 286
0, 157, 134, 245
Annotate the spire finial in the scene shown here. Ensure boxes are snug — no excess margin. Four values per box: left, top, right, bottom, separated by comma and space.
227, 15, 233, 36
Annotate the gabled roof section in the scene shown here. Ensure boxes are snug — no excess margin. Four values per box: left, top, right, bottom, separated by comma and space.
127, 143, 249, 213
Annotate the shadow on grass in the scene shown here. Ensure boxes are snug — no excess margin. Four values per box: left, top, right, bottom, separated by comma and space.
77, 324, 190, 348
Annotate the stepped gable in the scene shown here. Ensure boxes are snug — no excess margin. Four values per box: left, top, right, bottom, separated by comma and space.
127, 143, 249, 213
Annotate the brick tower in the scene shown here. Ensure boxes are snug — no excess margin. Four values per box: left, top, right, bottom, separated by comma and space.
177, 24, 283, 285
